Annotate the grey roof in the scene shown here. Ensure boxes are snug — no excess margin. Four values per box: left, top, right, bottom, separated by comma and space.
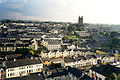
64, 57, 75, 63
74, 56, 86, 61
86, 55, 97, 59
73, 49, 94, 52
68, 67, 82, 78
43, 50, 50, 53
44, 39, 61, 45
50, 58, 62, 62
53, 50, 58, 52
41, 57, 50, 62
45, 68, 68, 78
5, 59, 42, 68
45, 34, 60, 38
5, 54, 22, 59
91, 64, 120, 77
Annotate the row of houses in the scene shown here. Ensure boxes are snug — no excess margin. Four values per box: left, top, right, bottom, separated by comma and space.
41, 49, 94, 58
89, 63, 120, 80
40, 53, 115, 69
44, 67, 94, 80
0, 58, 43, 79
0, 38, 38, 51
61, 54, 115, 68
0, 54, 115, 79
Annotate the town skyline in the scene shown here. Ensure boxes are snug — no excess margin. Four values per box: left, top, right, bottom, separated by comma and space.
0, 0, 120, 24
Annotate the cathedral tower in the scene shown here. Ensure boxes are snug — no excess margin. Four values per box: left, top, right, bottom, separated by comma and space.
78, 16, 84, 30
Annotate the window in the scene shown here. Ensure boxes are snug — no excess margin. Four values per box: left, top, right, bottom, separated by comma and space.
19, 67, 25, 70
29, 70, 33, 73
10, 73, 15, 76
10, 69, 14, 71
27, 70, 29, 73
29, 66, 33, 68
19, 71, 25, 75
1, 70, 3, 73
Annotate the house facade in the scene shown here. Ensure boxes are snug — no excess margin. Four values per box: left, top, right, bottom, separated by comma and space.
5, 59, 43, 79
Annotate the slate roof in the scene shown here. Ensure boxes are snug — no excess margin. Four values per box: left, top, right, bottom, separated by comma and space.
68, 67, 82, 78
86, 55, 97, 59
5, 59, 42, 68
5, 54, 22, 59
43, 50, 50, 53
45, 68, 68, 78
47, 39, 61, 45
44, 39, 61, 45
74, 56, 86, 61
45, 34, 60, 38
73, 49, 94, 53
64, 57, 75, 63
41, 57, 50, 62
90, 64, 120, 77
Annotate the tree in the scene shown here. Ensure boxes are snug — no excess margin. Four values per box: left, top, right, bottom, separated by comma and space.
109, 73, 118, 80
28, 50, 34, 55
105, 77, 111, 80
68, 25, 76, 31
110, 31, 119, 39
15, 48, 30, 57
63, 36, 69, 40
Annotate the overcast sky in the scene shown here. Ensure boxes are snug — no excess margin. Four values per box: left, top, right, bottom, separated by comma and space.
0, 0, 120, 24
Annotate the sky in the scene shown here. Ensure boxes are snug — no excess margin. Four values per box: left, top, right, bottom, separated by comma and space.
0, 0, 120, 24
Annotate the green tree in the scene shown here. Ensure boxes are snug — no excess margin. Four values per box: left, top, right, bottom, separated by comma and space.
15, 48, 30, 57
28, 50, 34, 55
68, 25, 76, 31
109, 73, 118, 80
63, 36, 69, 40
105, 77, 111, 80
110, 31, 119, 39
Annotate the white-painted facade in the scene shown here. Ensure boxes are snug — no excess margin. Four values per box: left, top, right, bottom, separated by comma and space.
6, 63, 43, 78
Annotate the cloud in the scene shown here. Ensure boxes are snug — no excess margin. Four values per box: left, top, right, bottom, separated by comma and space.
0, 10, 42, 21
23, 0, 28, 3
0, 0, 120, 24
0, 0, 6, 3
0, 0, 31, 20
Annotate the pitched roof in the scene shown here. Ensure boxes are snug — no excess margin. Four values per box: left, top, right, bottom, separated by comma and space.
86, 55, 97, 59
90, 64, 120, 77
5, 59, 42, 68
47, 39, 61, 45
68, 67, 82, 78
74, 56, 86, 61
64, 57, 75, 63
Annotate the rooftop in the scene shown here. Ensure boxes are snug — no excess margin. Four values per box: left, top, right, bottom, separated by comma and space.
90, 64, 120, 77
5, 59, 42, 68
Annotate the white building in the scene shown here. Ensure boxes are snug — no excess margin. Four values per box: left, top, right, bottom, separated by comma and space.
67, 44, 76, 49
0, 62, 5, 80
61, 57, 75, 68
4, 59, 43, 79
62, 55, 97, 68
41, 39, 62, 50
